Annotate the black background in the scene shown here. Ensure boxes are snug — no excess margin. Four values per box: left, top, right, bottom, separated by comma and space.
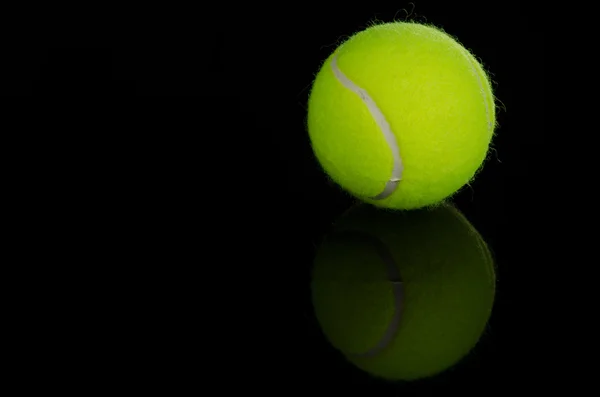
4, 1, 548, 394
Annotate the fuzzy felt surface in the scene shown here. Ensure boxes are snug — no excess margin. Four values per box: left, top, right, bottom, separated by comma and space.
308, 22, 496, 209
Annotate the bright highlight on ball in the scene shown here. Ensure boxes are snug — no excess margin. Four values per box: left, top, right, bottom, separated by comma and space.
310, 203, 496, 381
308, 22, 496, 210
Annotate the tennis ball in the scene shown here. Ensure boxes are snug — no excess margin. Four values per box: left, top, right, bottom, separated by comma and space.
310, 203, 495, 381
308, 22, 495, 210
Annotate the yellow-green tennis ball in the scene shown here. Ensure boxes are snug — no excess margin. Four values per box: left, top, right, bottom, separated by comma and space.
310, 203, 495, 381
308, 22, 496, 210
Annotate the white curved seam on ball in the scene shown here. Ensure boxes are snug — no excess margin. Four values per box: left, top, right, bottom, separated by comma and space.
461, 47, 493, 136
351, 233, 404, 358
331, 53, 403, 200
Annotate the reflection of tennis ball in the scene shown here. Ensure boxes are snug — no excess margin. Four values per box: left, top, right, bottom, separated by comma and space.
308, 22, 495, 210
310, 203, 495, 381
